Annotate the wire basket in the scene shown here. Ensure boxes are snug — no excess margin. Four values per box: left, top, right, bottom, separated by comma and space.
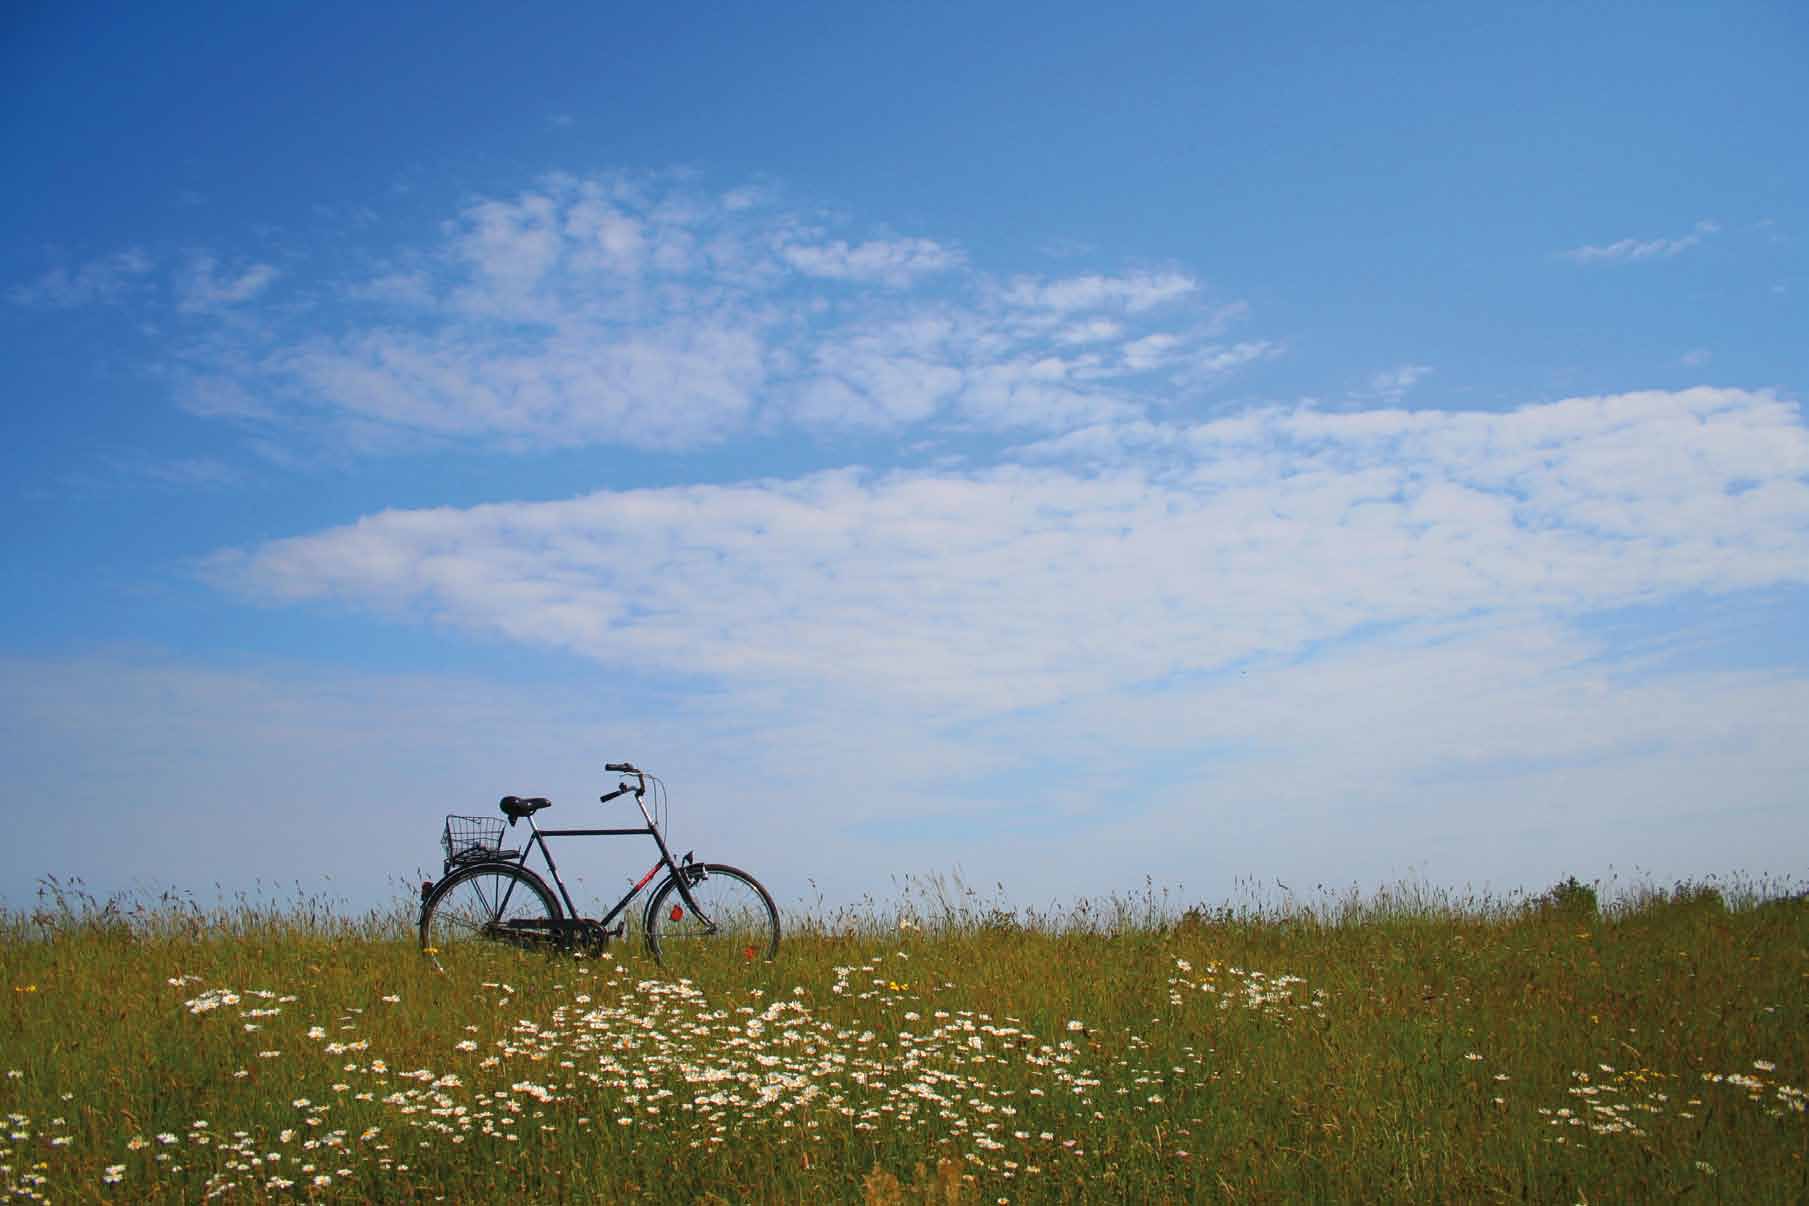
442, 815, 508, 866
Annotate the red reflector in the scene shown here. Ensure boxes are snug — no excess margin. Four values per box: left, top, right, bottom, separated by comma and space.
669, 905, 684, 922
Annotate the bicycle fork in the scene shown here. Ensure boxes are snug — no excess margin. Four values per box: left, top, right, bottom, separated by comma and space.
660, 853, 719, 930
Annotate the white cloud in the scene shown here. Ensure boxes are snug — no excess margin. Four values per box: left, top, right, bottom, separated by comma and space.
47, 385, 1808, 907
1562, 219, 1719, 264
1367, 363, 1433, 402
1054, 318, 1124, 345
158, 175, 1263, 452
177, 255, 280, 313
8, 249, 154, 308
792, 318, 965, 428
213, 388, 1809, 717
779, 237, 964, 286
1121, 332, 1181, 372
1183, 340, 1281, 378
1003, 270, 1197, 313
272, 319, 767, 449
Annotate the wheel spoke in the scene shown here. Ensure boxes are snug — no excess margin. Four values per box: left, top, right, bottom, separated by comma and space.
422, 866, 559, 959
647, 865, 779, 968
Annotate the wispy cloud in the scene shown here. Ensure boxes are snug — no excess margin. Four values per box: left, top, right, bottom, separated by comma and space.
1561, 219, 1719, 265
176, 254, 280, 313
1002, 270, 1197, 313
8, 249, 154, 308
778, 237, 964, 286
153, 173, 1267, 453
1366, 363, 1433, 403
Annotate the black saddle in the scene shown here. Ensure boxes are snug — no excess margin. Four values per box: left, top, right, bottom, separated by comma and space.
500, 795, 553, 820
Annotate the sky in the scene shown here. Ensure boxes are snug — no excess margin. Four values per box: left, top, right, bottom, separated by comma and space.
3, 1, 1806, 918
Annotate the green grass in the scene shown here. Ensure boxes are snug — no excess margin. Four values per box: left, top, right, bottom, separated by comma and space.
3, 877, 1806, 1202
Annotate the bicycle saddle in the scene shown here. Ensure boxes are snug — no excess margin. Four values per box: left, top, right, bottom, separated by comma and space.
499, 795, 552, 819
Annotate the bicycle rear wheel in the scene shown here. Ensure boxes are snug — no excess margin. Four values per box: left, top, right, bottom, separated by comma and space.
645, 864, 779, 970
421, 863, 562, 958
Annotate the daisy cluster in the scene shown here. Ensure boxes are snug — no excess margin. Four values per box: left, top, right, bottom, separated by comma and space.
1537, 1061, 1806, 1143
6, 948, 1332, 1197
1165, 957, 1328, 1017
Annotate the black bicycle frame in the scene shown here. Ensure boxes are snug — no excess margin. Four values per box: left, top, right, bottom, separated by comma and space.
498, 781, 707, 934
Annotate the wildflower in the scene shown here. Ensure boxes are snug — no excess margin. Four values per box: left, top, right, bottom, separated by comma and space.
1067, 1020, 1085, 1032
103, 1165, 125, 1184
1755, 1060, 1777, 1072
1464, 1052, 1484, 1062
381, 994, 400, 1004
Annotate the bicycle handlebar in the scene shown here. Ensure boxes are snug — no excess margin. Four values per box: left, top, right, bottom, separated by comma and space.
605, 762, 639, 774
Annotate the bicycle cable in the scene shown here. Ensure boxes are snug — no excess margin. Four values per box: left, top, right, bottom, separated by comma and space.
645, 773, 668, 836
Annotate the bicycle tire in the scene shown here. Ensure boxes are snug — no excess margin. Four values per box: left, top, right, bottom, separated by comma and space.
420, 863, 563, 958
644, 863, 780, 968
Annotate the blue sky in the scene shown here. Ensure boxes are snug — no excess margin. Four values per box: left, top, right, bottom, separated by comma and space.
4, 1, 1806, 915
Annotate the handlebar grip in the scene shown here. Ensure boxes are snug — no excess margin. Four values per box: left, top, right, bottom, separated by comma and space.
605, 762, 637, 773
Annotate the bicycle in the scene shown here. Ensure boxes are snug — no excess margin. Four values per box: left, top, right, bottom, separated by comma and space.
418, 762, 779, 970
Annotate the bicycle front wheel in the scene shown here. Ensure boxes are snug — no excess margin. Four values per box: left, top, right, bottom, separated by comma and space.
645, 864, 779, 969
421, 863, 563, 959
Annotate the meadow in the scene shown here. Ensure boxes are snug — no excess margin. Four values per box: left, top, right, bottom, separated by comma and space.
2, 875, 1805, 1203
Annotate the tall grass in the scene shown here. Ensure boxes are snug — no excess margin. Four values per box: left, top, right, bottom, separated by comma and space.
3, 874, 1805, 1201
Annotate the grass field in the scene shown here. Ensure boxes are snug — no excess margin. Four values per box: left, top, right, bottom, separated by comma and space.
3, 875, 1805, 1202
